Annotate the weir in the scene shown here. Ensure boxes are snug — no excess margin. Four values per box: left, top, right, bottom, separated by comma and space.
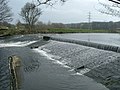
43, 36, 120, 53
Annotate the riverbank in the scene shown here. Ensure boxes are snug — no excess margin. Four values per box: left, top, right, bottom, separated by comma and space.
0, 28, 116, 37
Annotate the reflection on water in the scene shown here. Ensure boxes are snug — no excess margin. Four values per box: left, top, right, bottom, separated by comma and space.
24, 59, 40, 73
0, 58, 10, 90
0, 35, 42, 90
0, 54, 41, 90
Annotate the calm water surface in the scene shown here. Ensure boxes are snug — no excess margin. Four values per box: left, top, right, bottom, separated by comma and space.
54, 33, 120, 46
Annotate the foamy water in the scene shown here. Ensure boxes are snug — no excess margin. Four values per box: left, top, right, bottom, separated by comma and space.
0, 39, 91, 75
0, 41, 37, 47
33, 48, 71, 68
33, 48, 91, 75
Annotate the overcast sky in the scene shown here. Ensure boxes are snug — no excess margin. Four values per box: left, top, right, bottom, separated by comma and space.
9, 0, 120, 24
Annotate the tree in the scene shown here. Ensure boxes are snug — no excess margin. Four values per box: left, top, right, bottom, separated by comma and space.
16, 20, 22, 29
20, 2, 42, 31
0, 0, 12, 22
35, 0, 66, 7
51, 23, 65, 28
98, 0, 120, 17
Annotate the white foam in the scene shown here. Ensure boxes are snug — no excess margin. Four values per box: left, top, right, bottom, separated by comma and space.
71, 72, 83, 76
33, 48, 71, 69
79, 68, 91, 75
42, 48, 51, 53
68, 69, 74, 72
33, 48, 54, 60
33, 48, 90, 75
0, 41, 37, 47
53, 60, 71, 68
71, 68, 91, 76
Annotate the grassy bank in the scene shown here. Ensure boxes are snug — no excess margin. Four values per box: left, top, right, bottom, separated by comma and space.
47, 28, 113, 33
0, 28, 116, 36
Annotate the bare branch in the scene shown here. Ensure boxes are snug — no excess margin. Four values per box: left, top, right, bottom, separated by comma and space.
20, 2, 42, 31
0, 0, 13, 22
109, 0, 120, 4
98, 1, 120, 17
33, 0, 67, 7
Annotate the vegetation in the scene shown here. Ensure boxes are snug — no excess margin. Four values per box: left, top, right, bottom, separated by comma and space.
98, 0, 120, 20
0, 0, 12, 22
0, 20, 120, 36
20, 2, 42, 31
0, 0, 119, 36
47, 28, 113, 33
0, 27, 116, 36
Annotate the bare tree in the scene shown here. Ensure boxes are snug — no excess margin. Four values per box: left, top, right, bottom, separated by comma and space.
20, 2, 42, 31
98, 0, 120, 17
32, 0, 67, 7
0, 0, 12, 22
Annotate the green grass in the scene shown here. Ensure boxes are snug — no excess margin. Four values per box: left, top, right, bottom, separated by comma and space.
0, 28, 116, 36
47, 28, 113, 33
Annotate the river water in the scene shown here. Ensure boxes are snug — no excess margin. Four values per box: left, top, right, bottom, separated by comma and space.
54, 33, 120, 46
0, 33, 120, 90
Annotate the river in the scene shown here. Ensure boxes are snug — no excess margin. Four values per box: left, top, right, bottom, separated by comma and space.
0, 33, 120, 90
54, 33, 120, 46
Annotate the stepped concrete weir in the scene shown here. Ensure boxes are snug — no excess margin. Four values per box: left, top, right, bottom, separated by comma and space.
43, 36, 120, 53
9, 55, 22, 90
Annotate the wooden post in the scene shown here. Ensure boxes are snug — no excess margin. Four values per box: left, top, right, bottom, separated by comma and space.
9, 55, 22, 90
